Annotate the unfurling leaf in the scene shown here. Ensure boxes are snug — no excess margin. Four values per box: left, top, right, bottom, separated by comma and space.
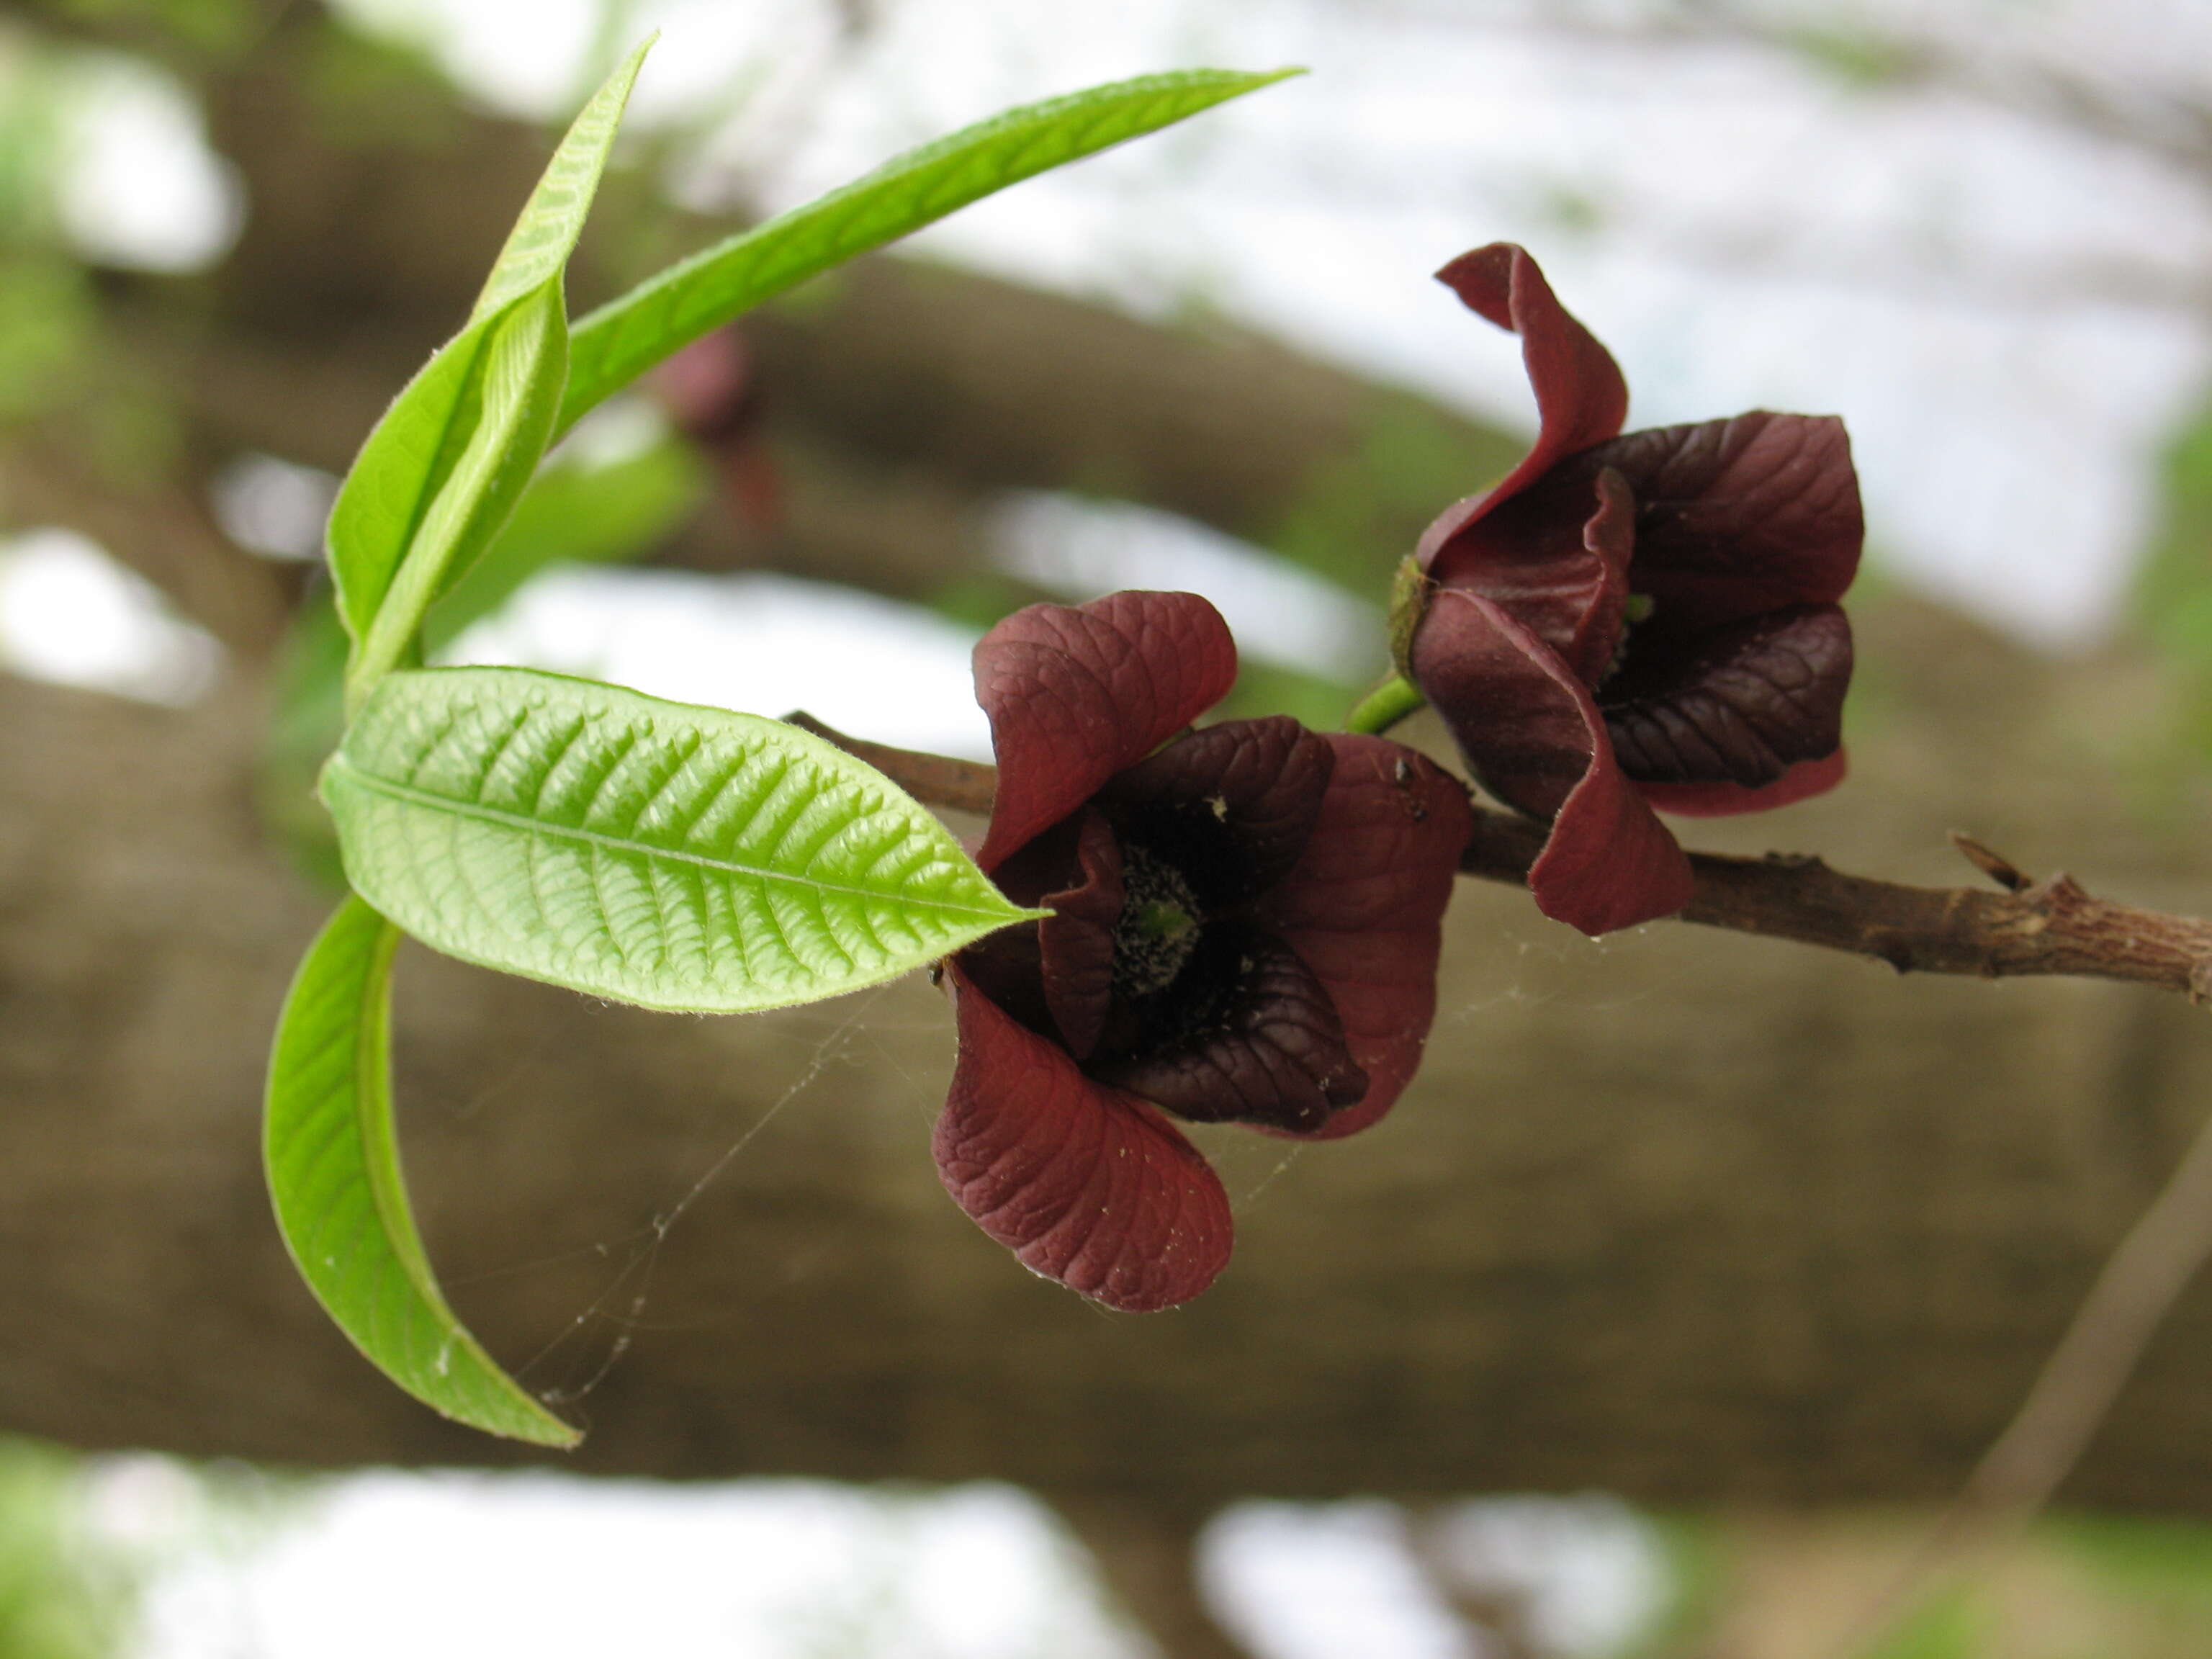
322, 667, 1039, 1012
557, 68, 1301, 431
344, 286, 569, 711
326, 40, 652, 666
264, 896, 579, 1447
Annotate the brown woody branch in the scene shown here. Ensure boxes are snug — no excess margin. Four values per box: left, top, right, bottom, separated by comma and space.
793, 714, 2212, 998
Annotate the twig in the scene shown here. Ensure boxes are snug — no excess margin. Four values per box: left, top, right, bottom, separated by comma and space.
798, 715, 2212, 999
784, 711, 997, 817
1832, 1102, 2212, 1656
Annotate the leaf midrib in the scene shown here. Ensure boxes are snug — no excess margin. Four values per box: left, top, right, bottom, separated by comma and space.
327, 756, 1015, 921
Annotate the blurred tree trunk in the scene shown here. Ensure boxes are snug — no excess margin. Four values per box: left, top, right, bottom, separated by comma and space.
8, 597, 2212, 1515
8, 0, 2212, 1527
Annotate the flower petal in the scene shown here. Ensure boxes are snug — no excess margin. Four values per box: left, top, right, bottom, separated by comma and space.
1421, 464, 1636, 689
974, 591, 1237, 869
1411, 588, 1600, 819
1097, 930, 1366, 1134
1036, 809, 1124, 1061
1603, 604, 1853, 791
1583, 413, 1862, 627
1413, 588, 1691, 935
939, 966, 1233, 1312
1097, 715, 1336, 902
1638, 747, 1848, 819
1254, 736, 1474, 1138
1418, 243, 1630, 580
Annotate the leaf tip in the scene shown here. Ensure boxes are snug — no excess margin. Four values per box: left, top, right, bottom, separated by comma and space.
511, 1409, 586, 1450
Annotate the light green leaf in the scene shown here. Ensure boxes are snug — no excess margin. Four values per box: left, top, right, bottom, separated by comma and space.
470, 37, 654, 325
325, 320, 493, 644
325, 38, 652, 647
558, 67, 1300, 432
264, 895, 580, 1447
322, 667, 1038, 1012
346, 285, 569, 714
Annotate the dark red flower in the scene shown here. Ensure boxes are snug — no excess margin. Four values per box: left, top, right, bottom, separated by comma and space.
938, 590, 1473, 1312
1406, 243, 1863, 937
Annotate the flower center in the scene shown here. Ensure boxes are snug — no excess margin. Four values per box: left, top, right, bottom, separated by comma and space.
1599, 592, 1656, 688
1111, 842, 1203, 999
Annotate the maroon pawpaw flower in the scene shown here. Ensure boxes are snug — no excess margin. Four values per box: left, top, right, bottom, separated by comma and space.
938, 590, 1473, 1312
1406, 243, 1863, 937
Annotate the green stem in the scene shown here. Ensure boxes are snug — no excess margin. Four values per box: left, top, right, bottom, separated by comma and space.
1344, 673, 1426, 736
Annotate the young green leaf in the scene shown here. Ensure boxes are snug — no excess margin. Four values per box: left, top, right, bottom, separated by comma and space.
469, 37, 655, 326
557, 67, 1300, 432
321, 667, 1039, 1012
264, 896, 580, 1447
325, 38, 653, 648
345, 285, 569, 714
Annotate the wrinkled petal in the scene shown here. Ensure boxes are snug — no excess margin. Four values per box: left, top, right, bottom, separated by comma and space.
1419, 243, 1629, 581
1413, 589, 1691, 936
1582, 413, 1862, 628
939, 966, 1233, 1312
1097, 930, 1366, 1134
1254, 736, 1474, 1139
1097, 716, 1336, 903
974, 591, 1237, 868
1603, 605, 1853, 790
1638, 748, 1848, 819
1036, 809, 1124, 1061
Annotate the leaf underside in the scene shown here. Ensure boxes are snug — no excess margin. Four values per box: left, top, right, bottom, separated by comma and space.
323, 667, 1036, 1012
264, 896, 579, 1447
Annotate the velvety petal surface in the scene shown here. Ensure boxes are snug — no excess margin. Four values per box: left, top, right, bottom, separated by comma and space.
974, 591, 1237, 869
1098, 715, 1336, 902
1035, 808, 1124, 1061
1434, 243, 1630, 505
1097, 930, 1365, 1134
1254, 735, 1474, 1138
939, 966, 1233, 1312
1418, 464, 1637, 688
1411, 588, 1604, 820
1413, 590, 1691, 936
1583, 413, 1862, 627
1603, 605, 1853, 790
1638, 748, 1848, 818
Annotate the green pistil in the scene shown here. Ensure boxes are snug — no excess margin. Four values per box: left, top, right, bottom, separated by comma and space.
1129, 898, 1197, 947
1112, 845, 1204, 999
1601, 593, 1657, 688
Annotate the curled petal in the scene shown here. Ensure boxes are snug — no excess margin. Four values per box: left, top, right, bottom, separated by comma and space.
1255, 737, 1474, 1138
1097, 930, 1366, 1135
1413, 589, 1691, 936
1421, 464, 1635, 688
1036, 809, 1124, 1061
1639, 747, 1848, 819
974, 592, 1236, 868
1604, 605, 1853, 791
1419, 243, 1629, 579
1411, 588, 1601, 820
1583, 413, 1862, 627
939, 966, 1233, 1312
1098, 716, 1336, 902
